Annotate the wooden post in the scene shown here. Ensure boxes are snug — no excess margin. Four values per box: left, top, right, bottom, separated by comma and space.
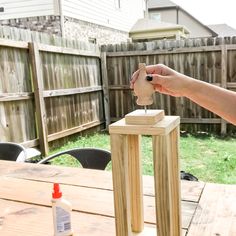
221, 45, 227, 135
169, 126, 182, 235
127, 134, 144, 232
100, 51, 110, 129
29, 42, 49, 156
152, 126, 181, 236
109, 110, 181, 236
110, 133, 132, 236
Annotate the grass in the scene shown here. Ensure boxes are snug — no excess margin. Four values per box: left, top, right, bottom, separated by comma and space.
180, 134, 236, 184
49, 131, 236, 184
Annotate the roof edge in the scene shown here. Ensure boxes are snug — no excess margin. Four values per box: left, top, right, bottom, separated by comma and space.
130, 25, 189, 34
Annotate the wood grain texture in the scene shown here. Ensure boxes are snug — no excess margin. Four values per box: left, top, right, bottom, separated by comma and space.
0, 44, 36, 143
0, 30, 103, 148
0, 174, 196, 229
187, 183, 236, 236
0, 199, 115, 236
221, 45, 227, 134
152, 134, 172, 236
169, 126, 182, 235
0, 199, 185, 236
0, 160, 204, 203
109, 116, 180, 135
128, 135, 144, 232
0, 160, 194, 236
110, 113, 181, 235
152, 128, 181, 236
105, 39, 236, 134
125, 109, 164, 125
110, 134, 132, 236
100, 51, 111, 128
29, 42, 49, 155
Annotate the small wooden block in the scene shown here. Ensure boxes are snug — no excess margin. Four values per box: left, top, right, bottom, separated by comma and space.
125, 109, 164, 125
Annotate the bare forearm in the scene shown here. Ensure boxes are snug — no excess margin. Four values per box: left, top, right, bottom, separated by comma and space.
131, 64, 236, 125
184, 76, 236, 125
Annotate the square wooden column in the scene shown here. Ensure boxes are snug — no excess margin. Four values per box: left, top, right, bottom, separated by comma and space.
152, 126, 182, 235
109, 110, 181, 236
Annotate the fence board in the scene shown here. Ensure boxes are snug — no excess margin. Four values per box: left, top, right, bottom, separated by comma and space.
0, 38, 28, 49
0, 92, 33, 101
38, 43, 100, 58
0, 42, 36, 143
43, 86, 102, 97
1, 26, 236, 150
0, 27, 104, 152
103, 37, 236, 134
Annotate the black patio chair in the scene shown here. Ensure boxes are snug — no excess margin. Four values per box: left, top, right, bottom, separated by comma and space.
37, 147, 111, 170
0, 142, 27, 162
180, 170, 198, 181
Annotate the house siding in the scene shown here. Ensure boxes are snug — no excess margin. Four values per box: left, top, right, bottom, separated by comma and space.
178, 11, 212, 38
0, 15, 128, 44
0, 0, 144, 44
0, 0, 57, 20
149, 8, 213, 38
150, 9, 177, 24
63, 0, 144, 32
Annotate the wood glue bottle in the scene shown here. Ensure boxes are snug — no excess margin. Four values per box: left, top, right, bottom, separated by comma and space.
52, 183, 73, 236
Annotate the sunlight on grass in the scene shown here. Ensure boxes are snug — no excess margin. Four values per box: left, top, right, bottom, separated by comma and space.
49, 132, 236, 184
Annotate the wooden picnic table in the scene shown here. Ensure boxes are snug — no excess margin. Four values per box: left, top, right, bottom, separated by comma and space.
0, 160, 235, 235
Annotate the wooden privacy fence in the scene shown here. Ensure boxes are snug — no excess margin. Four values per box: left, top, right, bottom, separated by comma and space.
0, 38, 104, 156
101, 37, 236, 134
1, 26, 236, 156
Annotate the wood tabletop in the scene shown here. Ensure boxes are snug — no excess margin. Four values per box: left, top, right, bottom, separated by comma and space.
0, 160, 235, 236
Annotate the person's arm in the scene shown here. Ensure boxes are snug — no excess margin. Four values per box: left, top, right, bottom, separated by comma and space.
131, 64, 236, 125
183, 77, 236, 125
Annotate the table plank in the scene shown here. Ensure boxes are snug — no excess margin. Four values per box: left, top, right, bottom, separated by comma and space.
0, 176, 196, 230
0, 198, 115, 236
0, 161, 204, 202
0, 198, 187, 236
187, 183, 236, 236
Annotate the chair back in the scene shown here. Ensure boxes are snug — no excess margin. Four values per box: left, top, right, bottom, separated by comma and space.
68, 148, 111, 170
0, 142, 27, 162
38, 148, 111, 170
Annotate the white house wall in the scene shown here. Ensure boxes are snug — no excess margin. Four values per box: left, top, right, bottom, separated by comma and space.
149, 8, 212, 38
0, 0, 57, 20
63, 0, 144, 32
154, 9, 177, 23
178, 11, 212, 38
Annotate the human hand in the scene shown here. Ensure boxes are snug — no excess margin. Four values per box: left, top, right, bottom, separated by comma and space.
130, 64, 193, 97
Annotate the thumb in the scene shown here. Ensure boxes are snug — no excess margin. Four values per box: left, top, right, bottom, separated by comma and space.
146, 74, 166, 85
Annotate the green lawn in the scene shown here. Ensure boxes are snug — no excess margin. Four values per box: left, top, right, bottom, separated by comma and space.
49, 132, 236, 184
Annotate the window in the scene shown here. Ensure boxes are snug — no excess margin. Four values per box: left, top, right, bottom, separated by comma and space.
114, 0, 121, 9
0, 7, 4, 12
88, 37, 97, 44
150, 12, 161, 22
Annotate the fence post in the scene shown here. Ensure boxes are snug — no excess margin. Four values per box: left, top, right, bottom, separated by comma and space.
101, 51, 110, 129
221, 44, 227, 135
29, 42, 49, 156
